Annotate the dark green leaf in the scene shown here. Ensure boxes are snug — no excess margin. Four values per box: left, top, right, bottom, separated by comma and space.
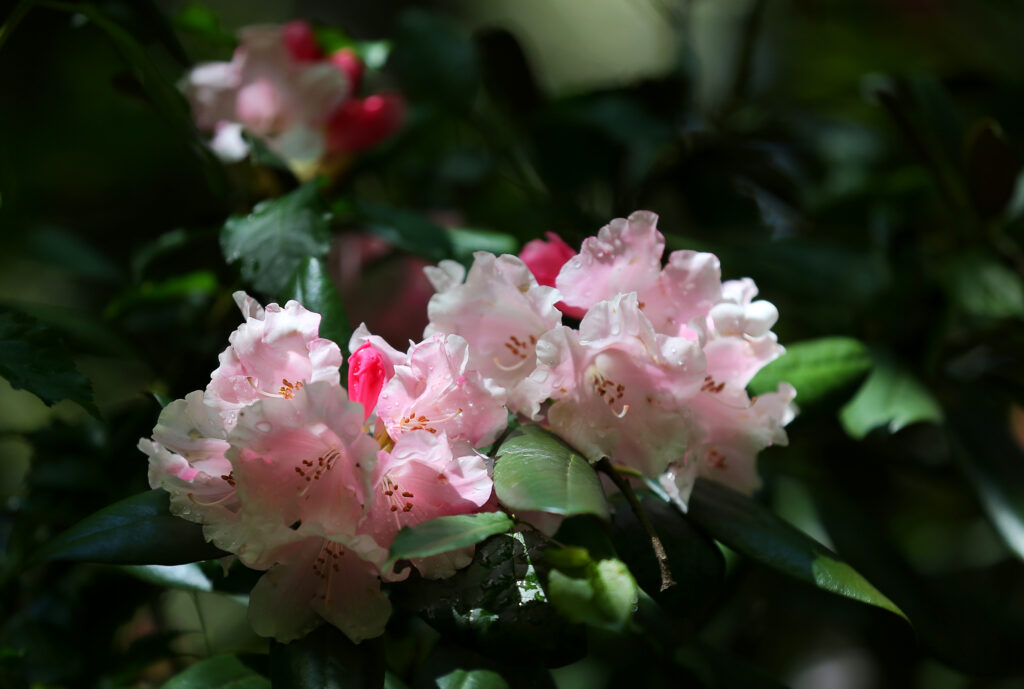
688, 479, 906, 619
270, 618, 384, 689
357, 201, 453, 261
436, 669, 509, 689
391, 9, 480, 109
609, 493, 725, 622
391, 533, 584, 667
839, 361, 943, 438
222, 183, 333, 297
939, 252, 1024, 321
965, 118, 1021, 220
0, 309, 98, 416
161, 654, 268, 689
32, 490, 227, 565
385, 513, 514, 571
748, 337, 872, 407
284, 257, 352, 348
494, 427, 609, 520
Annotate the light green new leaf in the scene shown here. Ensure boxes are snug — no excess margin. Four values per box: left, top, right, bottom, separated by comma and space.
436, 669, 509, 689
548, 558, 638, 631
221, 183, 332, 296
161, 654, 268, 689
494, 427, 609, 520
32, 490, 227, 566
840, 361, 942, 438
748, 336, 872, 407
688, 479, 906, 620
386, 512, 514, 571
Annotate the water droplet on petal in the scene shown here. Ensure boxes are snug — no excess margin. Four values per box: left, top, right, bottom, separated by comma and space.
256, 421, 273, 432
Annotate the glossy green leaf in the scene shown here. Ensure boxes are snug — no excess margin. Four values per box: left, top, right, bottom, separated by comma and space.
385, 512, 514, 571
284, 257, 351, 348
0, 309, 98, 416
161, 654, 268, 689
391, 533, 583, 667
270, 625, 384, 689
357, 201, 452, 261
445, 227, 518, 262
548, 558, 638, 632
965, 118, 1021, 220
940, 252, 1024, 321
121, 563, 213, 593
222, 183, 332, 296
493, 427, 609, 520
840, 361, 943, 438
32, 490, 227, 565
748, 336, 872, 407
688, 479, 905, 619
436, 669, 509, 689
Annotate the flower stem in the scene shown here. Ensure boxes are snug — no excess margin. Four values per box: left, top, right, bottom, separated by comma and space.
596, 458, 676, 592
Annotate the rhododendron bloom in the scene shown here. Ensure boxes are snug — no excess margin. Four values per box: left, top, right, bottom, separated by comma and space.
528, 293, 706, 477
206, 292, 343, 429
376, 334, 508, 448
183, 22, 348, 166
366, 430, 494, 579
424, 253, 561, 416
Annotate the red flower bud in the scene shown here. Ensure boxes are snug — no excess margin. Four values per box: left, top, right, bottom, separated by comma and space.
330, 47, 364, 96
327, 93, 405, 155
282, 21, 321, 62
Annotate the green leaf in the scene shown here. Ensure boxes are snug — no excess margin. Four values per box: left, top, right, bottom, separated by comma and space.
391, 9, 480, 109
436, 669, 509, 689
687, 479, 906, 619
939, 252, 1024, 321
121, 563, 213, 593
385, 512, 514, 571
391, 533, 584, 667
445, 228, 518, 262
839, 361, 943, 438
284, 258, 351, 348
270, 623, 384, 689
222, 183, 333, 297
0, 309, 98, 416
357, 201, 453, 261
32, 490, 227, 566
608, 493, 725, 622
548, 558, 638, 632
965, 118, 1021, 220
493, 427, 609, 520
748, 337, 872, 407
161, 654, 268, 689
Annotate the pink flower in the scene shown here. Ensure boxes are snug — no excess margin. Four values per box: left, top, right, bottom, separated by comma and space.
555, 211, 723, 336
365, 430, 493, 579
376, 333, 508, 448
519, 233, 586, 320
348, 344, 389, 421
424, 253, 561, 416
326, 93, 405, 155
139, 391, 238, 528
206, 292, 344, 430
528, 293, 706, 478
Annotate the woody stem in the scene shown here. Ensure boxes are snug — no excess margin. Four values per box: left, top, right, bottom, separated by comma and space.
596, 458, 675, 592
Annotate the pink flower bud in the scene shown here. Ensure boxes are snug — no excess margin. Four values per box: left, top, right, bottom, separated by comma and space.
330, 47, 364, 95
281, 20, 321, 62
348, 343, 389, 420
519, 232, 586, 320
327, 93, 405, 155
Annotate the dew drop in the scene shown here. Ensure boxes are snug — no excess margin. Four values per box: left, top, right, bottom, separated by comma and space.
256, 421, 273, 432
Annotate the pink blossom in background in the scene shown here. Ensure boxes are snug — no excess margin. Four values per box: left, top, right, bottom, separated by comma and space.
182, 21, 404, 174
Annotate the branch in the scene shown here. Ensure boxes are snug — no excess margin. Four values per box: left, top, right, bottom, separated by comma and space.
596, 458, 675, 592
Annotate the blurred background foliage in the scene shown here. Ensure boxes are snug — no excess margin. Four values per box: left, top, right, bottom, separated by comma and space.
2, 0, 1024, 687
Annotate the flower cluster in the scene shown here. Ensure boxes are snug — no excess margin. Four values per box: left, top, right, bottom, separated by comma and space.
140, 210, 795, 644
183, 21, 403, 176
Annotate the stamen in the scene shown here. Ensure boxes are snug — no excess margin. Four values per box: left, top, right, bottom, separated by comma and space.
493, 356, 529, 372
187, 489, 237, 507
